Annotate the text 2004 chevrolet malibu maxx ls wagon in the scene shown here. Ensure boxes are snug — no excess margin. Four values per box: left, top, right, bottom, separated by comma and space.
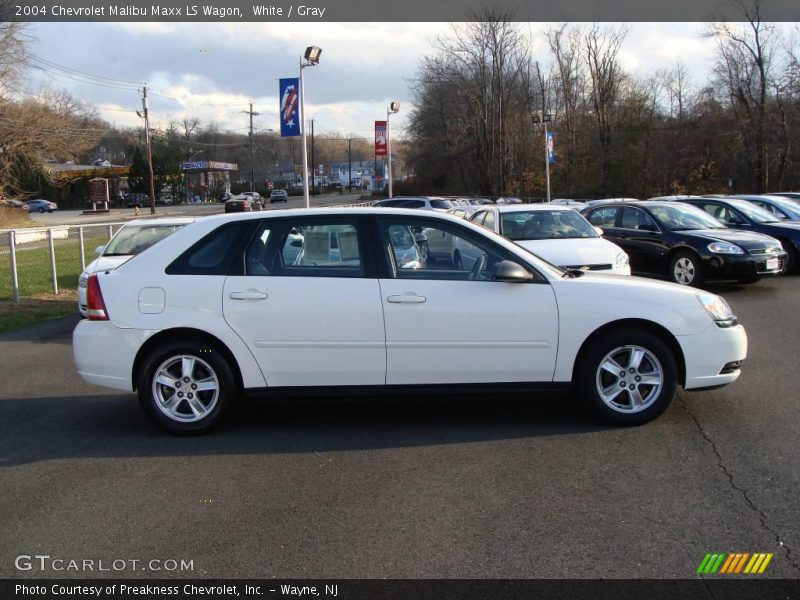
73, 208, 747, 434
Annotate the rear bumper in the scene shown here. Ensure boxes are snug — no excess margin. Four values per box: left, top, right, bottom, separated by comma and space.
678, 322, 747, 390
73, 320, 150, 392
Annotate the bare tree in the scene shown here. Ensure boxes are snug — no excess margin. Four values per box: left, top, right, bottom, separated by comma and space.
0, 22, 28, 98
584, 24, 628, 197
707, 0, 775, 191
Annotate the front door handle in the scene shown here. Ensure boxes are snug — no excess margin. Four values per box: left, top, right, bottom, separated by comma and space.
229, 290, 268, 300
387, 293, 426, 304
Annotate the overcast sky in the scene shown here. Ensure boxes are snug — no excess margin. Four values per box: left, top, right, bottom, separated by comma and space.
24, 22, 732, 139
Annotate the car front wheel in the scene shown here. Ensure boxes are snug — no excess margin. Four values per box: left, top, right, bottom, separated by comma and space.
137, 340, 237, 434
669, 251, 704, 286
577, 330, 678, 425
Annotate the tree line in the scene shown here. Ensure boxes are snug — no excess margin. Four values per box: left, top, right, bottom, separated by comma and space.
404, 5, 800, 199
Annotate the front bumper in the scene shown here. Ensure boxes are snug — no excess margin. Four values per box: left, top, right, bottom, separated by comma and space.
678, 322, 747, 390
702, 251, 786, 280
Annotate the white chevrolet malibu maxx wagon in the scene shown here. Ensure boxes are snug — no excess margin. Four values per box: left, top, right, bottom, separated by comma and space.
73, 208, 747, 434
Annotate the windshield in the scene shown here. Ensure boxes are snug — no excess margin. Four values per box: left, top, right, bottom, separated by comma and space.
647, 204, 726, 230
728, 199, 782, 223
104, 224, 186, 256
500, 209, 597, 240
766, 198, 800, 219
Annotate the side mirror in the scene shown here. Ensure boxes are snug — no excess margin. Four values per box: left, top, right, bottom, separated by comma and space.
494, 260, 534, 283
94, 245, 105, 256
594, 226, 604, 236
414, 233, 428, 244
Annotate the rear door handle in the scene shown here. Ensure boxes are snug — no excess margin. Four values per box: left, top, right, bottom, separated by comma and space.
229, 291, 268, 300
387, 294, 426, 304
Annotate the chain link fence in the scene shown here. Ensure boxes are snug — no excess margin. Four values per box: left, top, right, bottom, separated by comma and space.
0, 223, 125, 302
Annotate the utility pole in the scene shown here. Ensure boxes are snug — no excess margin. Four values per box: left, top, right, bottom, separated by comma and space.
243, 102, 260, 193
141, 85, 156, 215
348, 137, 352, 192
310, 119, 315, 197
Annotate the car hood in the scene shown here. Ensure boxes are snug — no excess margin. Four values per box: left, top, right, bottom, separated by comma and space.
84, 255, 133, 274
683, 228, 782, 250
516, 237, 623, 267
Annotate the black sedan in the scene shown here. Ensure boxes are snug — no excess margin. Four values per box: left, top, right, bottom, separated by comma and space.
581, 201, 786, 286
224, 195, 262, 213
656, 196, 800, 272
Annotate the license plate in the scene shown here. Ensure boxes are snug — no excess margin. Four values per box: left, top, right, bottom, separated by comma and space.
766, 258, 779, 270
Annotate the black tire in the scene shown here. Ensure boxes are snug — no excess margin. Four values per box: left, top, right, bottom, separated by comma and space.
669, 251, 704, 286
577, 330, 678, 426
137, 340, 237, 434
38, 207, 45, 213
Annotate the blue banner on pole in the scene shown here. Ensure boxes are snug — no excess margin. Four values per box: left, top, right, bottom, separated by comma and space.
546, 131, 555, 164
279, 77, 300, 137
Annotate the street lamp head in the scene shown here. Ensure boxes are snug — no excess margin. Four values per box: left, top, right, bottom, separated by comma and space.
389, 101, 400, 113
304, 46, 322, 64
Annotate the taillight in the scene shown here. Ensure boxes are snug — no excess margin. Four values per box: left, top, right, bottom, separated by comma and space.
86, 274, 109, 321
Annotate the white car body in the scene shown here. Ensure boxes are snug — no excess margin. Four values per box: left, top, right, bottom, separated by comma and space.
77, 217, 194, 317
73, 208, 746, 433
466, 204, 631, 275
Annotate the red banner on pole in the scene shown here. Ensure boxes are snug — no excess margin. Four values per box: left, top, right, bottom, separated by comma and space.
375, 121, 387, 156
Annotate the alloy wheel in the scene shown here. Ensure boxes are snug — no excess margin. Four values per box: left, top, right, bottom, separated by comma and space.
595, 345, 664, 413
151, 354, 220, 423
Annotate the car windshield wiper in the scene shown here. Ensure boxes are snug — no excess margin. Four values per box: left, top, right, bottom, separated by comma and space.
101, 252, 132, 257
562, 268, 586, 279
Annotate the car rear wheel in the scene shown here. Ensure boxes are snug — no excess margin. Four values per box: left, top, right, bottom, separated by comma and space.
137, 340, 237, 434
577, 330, 678, 425
669, 251, 704, 286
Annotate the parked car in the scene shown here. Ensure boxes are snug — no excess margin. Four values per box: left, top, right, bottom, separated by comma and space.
467, 204, 631, 275
270, 189, 289, 203
661, 196, 800, 272
77, 218, 194, 317
125, 193, 151, 208
26, 199, 58, 213
74, 208, 747, 434
372, 197, 454, 211
224, 195, 262, 213
727, 194, 800, 222
582, 200, 786, 285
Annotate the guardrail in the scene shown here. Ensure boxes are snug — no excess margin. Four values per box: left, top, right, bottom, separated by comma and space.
1, 223, 125, 303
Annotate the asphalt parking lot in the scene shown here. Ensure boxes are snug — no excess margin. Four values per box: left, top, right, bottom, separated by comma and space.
1, 275, 798, 579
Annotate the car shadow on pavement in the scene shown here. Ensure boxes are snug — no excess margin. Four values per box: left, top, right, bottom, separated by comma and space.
0, 392, 607, 466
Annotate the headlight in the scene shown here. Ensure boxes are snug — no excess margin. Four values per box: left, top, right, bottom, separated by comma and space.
708, 241, 744, 255
696, 293, 737, 327
614, 251, 629, 268
78, 272, 89, 288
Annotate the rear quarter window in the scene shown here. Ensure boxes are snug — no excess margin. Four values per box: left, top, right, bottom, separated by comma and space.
166, 221, 257, 276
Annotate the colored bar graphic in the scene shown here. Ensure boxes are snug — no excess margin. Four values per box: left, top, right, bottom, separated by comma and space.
698, 552, 773, 574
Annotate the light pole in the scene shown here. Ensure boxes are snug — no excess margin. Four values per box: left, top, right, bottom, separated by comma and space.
532, 110, 552, 202
387, 101, 399, 198
300, 46, 321, 209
